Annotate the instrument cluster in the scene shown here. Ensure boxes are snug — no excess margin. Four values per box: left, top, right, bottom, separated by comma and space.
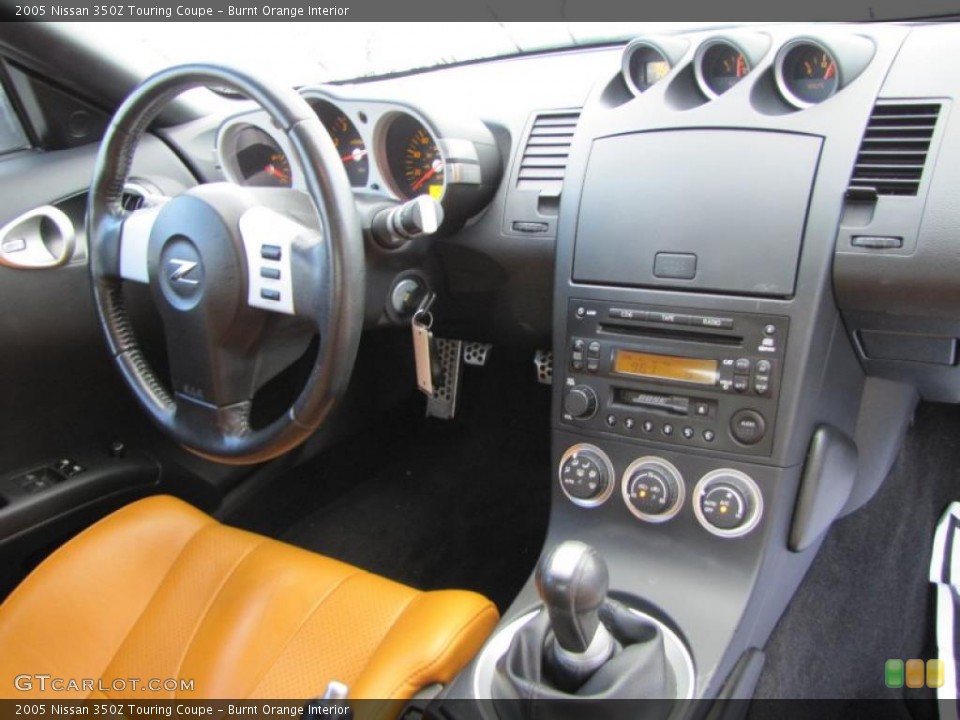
217, 89, 500, 223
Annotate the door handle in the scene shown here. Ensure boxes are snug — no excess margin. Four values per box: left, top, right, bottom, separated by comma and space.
0, 205, 76, 270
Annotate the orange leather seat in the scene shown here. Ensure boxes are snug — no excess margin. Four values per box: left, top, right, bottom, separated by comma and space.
0, 495, 497, 710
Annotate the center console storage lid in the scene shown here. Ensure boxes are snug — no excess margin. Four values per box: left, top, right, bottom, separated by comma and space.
572, 129, 822, 298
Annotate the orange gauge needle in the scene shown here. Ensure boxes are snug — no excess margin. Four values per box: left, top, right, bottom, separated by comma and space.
411, 161, 442, 192
824, 62, 837, 80
264, 164, 290, 183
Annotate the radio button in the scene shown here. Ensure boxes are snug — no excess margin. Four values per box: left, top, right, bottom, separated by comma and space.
624, 417, 636, 430
605, 414, 617, 427
642, 420, 655, 433
703, 429, 716, 442
694, 402, 710, 417
735, 358, 751, 373
733, 376, 750, 393
587, 341, 601, 358
681, 426, 695, 440
586, 358, 600, 373
572, 338, 585, 352
730, 409, 766, 445
662, 423, 674, 436
756, 359, 772, 374
754, 380, 770, 396
694, 315, 734, 330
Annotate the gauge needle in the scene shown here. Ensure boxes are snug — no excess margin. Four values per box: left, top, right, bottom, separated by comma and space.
341, 149, 367, 163
264, 164, 289, 183
824, 62, 837, 80
410, 160, 443, 191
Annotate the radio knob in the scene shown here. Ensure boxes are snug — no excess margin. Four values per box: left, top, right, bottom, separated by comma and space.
564, 385, 598, 419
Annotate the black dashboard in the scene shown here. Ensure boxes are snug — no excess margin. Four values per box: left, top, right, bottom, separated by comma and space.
173, 20, 960, 701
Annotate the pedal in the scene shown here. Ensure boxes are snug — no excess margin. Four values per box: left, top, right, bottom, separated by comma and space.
463, 341, 493, 367
534, 349, 553, 385
426, 338, 463, 420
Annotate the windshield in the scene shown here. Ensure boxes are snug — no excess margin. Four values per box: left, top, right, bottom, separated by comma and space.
58, 22, 740, 87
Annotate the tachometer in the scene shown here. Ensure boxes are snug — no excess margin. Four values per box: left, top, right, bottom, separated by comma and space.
222, 125, 292, 188
384, 114, 445, 201
696, 41, 751, 98
776, 41, 840, 108
310, 100, 369, 187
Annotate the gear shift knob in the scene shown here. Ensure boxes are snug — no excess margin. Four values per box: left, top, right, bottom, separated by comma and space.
535, 540, 610, 653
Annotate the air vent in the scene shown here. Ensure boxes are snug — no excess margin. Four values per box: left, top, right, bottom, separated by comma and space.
121, 185, 147, 212
516, 110, 581, 195
848, 102, 941, 197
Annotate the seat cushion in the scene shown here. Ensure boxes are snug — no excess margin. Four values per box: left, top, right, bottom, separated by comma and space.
0, 495, 498, 704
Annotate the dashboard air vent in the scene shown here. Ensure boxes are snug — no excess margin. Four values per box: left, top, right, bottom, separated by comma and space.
517, 110, 581, 195
848, 102, 941, 197
121, 186, 147, 212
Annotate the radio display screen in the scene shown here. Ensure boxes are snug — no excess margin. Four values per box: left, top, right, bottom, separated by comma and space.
612, 350, 718, 386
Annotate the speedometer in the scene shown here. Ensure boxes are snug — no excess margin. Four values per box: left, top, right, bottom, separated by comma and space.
310, 100, 369, 187
383, 114, 445, 201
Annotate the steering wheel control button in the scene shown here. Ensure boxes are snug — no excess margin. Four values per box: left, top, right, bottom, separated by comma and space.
260, 244, 282, 260
563, 385, 598, 420
693, 469, 763, 538
621, 457, 684, 523
260, 289, 281, 302
559, 444, 615, 508
730, 409, 766, 445
260, 267, 281, 280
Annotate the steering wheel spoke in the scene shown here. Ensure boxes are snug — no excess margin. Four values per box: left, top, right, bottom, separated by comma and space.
117, 205, 162, 283
238, 203, 326, 323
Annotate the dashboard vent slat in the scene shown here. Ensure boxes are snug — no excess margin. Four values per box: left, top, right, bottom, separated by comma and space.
517, 110, 581, 193
848, 102, 941, 197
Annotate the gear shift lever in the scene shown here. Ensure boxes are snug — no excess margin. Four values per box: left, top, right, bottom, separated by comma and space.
535, 541, 615, 681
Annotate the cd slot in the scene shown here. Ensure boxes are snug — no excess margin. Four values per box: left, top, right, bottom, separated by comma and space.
599, 322, 744, 347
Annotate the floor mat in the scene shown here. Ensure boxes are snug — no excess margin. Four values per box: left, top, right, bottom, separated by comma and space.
752, 402, 960, 717
224, 348, 552, 612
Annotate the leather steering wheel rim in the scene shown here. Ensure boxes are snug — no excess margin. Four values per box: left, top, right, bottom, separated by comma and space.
87, 64, 364, 465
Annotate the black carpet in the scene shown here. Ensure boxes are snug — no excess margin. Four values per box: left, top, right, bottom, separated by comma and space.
224, 348, 551, 612
752, 402, 960, 717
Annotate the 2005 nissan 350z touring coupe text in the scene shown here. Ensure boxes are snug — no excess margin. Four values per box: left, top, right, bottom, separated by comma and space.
0, 15, 959, 720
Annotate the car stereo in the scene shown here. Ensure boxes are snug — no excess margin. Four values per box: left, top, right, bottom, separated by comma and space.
560, 299, 788, 456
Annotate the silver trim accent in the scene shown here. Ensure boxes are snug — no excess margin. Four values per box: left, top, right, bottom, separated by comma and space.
558, 443, 615, 509
693, 38, 751, 101
692, 469, 764, 539
0, 205, 76, 270
774, 38, 841, 110
238, 206, 302, 316
622, 40, 671, 96
620, 456, 686, 524
118, 206, 160, 283
552, 622, 615, 677
471, 608, 696, 703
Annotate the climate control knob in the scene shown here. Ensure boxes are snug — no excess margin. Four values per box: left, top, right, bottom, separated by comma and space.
693, 469, 763, 538
558, 444, 614, 507
563, 385, 599, 419
621, 457, 684, 522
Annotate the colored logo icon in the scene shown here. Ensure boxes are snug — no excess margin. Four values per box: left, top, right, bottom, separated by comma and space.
886, 659, 944, 688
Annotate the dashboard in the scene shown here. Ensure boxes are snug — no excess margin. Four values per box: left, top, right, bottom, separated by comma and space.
205, 20, 960, 701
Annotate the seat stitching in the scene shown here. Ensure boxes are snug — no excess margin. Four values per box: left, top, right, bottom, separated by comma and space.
242, 568, 379, 699
171, 534, 271, 697
383, 602, 499, 699
89, 517, 217, 699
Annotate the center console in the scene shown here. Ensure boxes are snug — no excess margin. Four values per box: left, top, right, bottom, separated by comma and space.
439, 21, 940, 716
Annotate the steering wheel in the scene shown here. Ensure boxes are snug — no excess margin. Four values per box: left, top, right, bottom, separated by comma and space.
87, 65, 365, 465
